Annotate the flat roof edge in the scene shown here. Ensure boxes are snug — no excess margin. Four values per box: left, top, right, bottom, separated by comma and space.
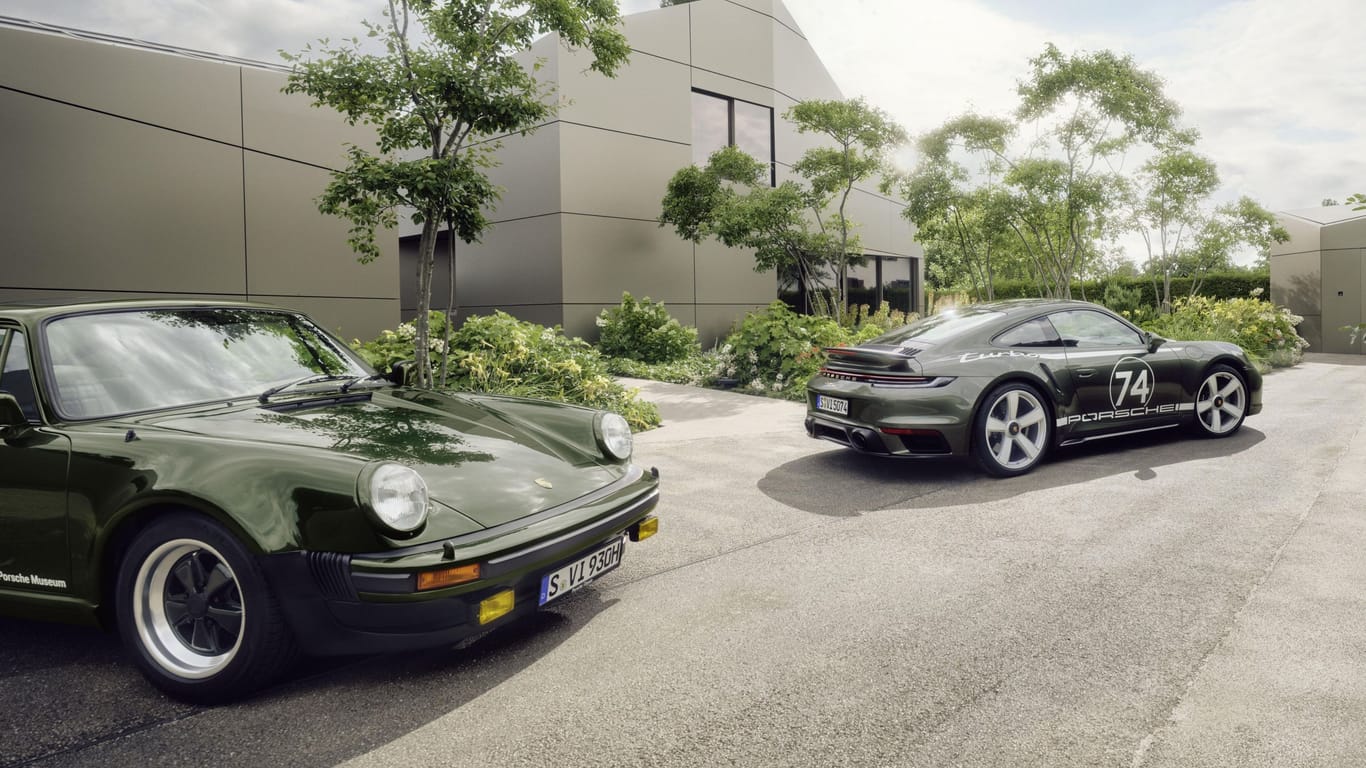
0, 15, 287, 72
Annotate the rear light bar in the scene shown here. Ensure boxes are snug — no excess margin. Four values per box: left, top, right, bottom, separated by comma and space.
818, 369, 954, 388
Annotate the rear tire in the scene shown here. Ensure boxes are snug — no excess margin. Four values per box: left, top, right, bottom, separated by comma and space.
972, 382, 1051, 478
115, 514, 297, 703
1192, 364, 1247, 438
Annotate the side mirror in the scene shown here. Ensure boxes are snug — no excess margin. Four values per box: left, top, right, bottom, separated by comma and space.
386, 360, 417, 386
1146, 333, 1167, 353
0, 393, 30, 439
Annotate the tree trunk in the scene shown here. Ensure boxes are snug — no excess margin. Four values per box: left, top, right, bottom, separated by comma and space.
413, 215, 439, 389
440, 221, 458, 389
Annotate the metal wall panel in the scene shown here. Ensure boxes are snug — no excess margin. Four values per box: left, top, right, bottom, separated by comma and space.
1320, 249, 1361, 354
0, 26, 241, 145
0, 88, 246, 294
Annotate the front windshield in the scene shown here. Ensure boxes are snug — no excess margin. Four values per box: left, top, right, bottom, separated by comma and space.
871, 308, 1004, 347
44, 308, 371, 420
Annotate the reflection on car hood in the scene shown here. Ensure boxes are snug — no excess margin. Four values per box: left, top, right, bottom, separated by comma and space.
135, 390, 620, 529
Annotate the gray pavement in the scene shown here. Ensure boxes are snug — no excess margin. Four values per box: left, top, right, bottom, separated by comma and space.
3, 355, 1365, 767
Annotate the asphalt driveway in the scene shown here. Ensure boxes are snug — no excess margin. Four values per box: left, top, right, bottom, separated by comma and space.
2, 354, 1364, 767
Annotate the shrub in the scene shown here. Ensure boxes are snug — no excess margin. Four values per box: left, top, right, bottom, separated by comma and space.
845, 301, 916, 343
596, 292, 699, 364
604, 351, 722, 386
989, 271, 1270, 307
1143, 290, 1308, 372
718, 301, 850, 400
351, 311, 660, 431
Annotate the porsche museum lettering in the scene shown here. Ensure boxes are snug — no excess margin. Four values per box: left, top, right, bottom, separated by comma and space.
0, 569, 68, 589
1057, 402, 1195, 427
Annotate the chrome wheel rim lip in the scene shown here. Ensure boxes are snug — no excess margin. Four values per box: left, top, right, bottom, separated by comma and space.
984, 389, 1048, 470
1196, 372, 1245, 435
132, 539, 245, 680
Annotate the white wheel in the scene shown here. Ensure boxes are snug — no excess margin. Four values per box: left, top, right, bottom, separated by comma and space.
116, 514, 297, 702
974, 383, 1050, 477
1194, 365, 1246, 437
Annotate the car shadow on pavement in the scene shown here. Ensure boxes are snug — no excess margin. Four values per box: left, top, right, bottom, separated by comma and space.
0, 592, 617, 768
758, 428, 1266, 517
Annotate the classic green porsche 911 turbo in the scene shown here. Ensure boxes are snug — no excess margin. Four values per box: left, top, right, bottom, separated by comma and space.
806, 299, 1262, 477
0, 300, 659, 702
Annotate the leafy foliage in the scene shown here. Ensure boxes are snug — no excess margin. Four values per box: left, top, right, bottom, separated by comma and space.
352, 312, 660, 431
660, 98, 906, 322
604, 352, 722, 386
988, 271, 1270, 305
1143, 291, 1308, 372
595, 293, 700, 364
283, 0, 629, 388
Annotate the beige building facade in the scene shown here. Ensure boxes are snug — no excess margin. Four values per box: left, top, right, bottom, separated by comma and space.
400, 0, 922, 344
1270, 205, 1366, 354
0, 20, 399, 341
3, 1, 920, 348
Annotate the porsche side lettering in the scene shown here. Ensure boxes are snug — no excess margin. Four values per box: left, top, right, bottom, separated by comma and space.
1057, 402, 1194, 427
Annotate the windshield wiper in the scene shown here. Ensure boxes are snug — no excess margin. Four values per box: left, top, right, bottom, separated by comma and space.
338, 373, 392, 394
257, 374, 357, 403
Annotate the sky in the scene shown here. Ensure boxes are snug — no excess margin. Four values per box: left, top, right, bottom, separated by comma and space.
2, 0, 1363, 263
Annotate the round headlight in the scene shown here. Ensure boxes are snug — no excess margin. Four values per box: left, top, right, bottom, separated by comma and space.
365, 462, 429, 534
596, 412, 633, 461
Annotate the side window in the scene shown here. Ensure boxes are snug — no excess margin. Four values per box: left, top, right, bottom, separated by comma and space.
0, 330, 41, 422
994, 318, 1061, 347
1047, 310, 1144, 348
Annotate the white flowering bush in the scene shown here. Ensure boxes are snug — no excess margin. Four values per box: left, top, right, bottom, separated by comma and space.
1143, 291, 1309, 372
596, 292, 699, 363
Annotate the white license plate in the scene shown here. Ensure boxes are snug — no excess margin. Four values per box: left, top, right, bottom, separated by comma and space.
816, 395, 849, 416
538, 537, 625, 606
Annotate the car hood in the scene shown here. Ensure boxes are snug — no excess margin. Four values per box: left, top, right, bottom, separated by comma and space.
133, 390, 622, 530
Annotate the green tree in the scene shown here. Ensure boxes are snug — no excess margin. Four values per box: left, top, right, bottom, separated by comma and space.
1350, 193, 1366, 210
899, 44, 1185, 299
660, 98, 906, 323
283, 0, 629, 388
1127, 147, 1220, 310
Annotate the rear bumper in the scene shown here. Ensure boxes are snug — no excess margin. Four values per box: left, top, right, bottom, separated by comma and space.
805, 413, 961, 457
260, 479, 659, 656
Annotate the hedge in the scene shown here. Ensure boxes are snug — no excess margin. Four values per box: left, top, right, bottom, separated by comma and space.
983, 271, 1270, 305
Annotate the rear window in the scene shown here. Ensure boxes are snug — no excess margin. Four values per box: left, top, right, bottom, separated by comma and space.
871, 308, 1004, 347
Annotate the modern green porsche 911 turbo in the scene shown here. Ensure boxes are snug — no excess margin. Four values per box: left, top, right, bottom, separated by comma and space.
806, 299, 1263, 477
0, 300, 659, 702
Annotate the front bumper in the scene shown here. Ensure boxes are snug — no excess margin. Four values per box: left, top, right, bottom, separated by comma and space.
260, 471, 660, 656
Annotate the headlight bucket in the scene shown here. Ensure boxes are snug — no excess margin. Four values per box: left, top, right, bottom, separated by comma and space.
358, 461, 430, 535
594, 411, 632, 462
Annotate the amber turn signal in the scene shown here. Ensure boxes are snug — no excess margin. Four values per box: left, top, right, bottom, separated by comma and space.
416, 563, 481, 591
630, 516, 659, 542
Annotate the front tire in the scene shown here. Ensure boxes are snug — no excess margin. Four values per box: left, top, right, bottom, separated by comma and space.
115, 514, 297, 703
972, 382, 1051, 477
1193, 364, 1247, 437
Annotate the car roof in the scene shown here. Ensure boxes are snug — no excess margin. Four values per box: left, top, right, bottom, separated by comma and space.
0, 297, 293, 323
942, 298, 1104, 317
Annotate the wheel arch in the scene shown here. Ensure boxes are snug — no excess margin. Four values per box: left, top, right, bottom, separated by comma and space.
94, 497, 263, 629
972, 372, 1059, 448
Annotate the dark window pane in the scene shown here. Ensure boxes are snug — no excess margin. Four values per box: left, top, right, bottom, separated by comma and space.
733, 99, 773, 178
882, 257, 913, 313
691, 91, 730, 166
995, 318, 1061, 347
0, 331, 40, 421
1048, 310, 1143, 347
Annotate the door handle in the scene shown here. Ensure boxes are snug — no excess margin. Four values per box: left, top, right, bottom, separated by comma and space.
1076, 368, 1096, 378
